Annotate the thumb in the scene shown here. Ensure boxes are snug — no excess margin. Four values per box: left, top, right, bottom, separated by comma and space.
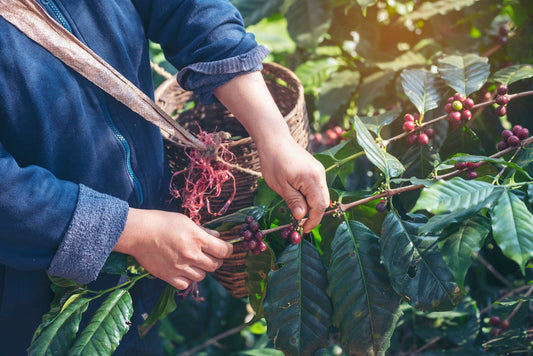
284, 190, 307, 221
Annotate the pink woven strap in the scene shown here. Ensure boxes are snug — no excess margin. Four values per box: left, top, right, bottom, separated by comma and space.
0, 0, 206, 151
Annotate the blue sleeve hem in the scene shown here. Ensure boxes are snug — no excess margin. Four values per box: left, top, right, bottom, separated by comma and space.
47, 184, 129, 284
177, 45, 270, 104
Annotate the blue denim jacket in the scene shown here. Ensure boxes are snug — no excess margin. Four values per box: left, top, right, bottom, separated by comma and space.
0, 0, 267, 353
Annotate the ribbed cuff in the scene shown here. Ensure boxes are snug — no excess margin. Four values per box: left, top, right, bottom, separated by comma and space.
177, 45, 270, 104
47, 184, 129, 284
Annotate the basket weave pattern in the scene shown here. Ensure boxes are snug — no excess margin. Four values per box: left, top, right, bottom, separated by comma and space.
154, 62, 309, 297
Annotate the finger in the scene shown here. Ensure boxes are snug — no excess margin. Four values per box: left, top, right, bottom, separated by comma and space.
201, 234, 233, 259
168, 276, 192, 291
200, 226, 220, 238
193, 252, 225, 272
298, 173, 330, 233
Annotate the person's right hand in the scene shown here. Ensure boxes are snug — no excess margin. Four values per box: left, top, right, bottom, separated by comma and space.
113, 208, 233, 290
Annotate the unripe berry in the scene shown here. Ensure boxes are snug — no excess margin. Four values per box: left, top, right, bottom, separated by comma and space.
404, 113, 415, 122
517, 128, 529, 140
496, 105, 507, 117
417, 133, 429, 145
501, 129, 513, 140
497, 84, 508, 96
424, 128, 435, 139
407, 133, 418, 145
512, 125, 523, 135
461, 110, 472, 121
289, 230, 301, 244
467, 171, 478, 180
497, 141, 508, 151
445, 103, 453, 113
452, 100, 463, 111
449, 111, 462, 122
453, 93, 465, 102
507, 135, 520, 146
402, 121, 415, 133
495, 95, 508, 105
462, 97, 475, 109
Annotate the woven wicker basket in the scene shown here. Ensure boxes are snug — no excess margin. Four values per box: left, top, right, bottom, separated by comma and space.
154, 62, 309, 298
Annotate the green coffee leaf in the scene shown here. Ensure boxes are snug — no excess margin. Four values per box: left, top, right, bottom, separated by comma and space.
492, 64, 533, 86
401, 68, 442, 115
138, 285, 177, 337
230, 0, 283, 26
438, 54, 490, 96
283, 0, 331, 48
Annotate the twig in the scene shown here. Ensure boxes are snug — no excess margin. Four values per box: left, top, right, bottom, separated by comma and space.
479, 284, 532, 315
177, 323, 249, 356
472, 251, 512, 287
504, 284, 533, 323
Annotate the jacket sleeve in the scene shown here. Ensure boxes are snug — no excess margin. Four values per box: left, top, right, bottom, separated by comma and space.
131, 0, 269, 104
0, 142, 129, 284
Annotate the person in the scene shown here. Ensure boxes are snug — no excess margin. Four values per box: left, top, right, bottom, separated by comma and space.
0, 0, 329, 354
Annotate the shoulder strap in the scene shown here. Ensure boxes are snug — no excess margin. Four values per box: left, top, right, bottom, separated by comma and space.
0, 0, 206, 151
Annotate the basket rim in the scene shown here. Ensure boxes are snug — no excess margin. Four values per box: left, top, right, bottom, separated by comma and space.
154, 62, 305, 148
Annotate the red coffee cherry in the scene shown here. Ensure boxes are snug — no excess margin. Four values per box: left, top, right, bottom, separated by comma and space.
496, 105, 507, 117
497, 84, 508, 95
453, 93, 465, 102
495, 95, 508, 105
280, 227, 291, 239
467, 171, 478, 180
403, 121, 415, 133
462, 97, 475, 109
417, 133, 429, 145
501, 129, 513, 140
288, 230, 301, 244
489, 316, 501, 326
512, 125, 523, 135
404, 113, 415, 122
424, 128, 435, 139
517, 128, 529, 140
507, 135, 520, 146
407, 133, 418, 145
497, 141, 508, 151
461, 110, 472, 121
445, 103, 453, 113
448, 111, 462, 122
455, 162, 467, 170
500, 319, 510, 330
376, 200, 387, 213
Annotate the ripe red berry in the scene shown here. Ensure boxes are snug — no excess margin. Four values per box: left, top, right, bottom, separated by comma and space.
247, 239, 258, 251
496, 105, 507, 117
455, 162, 467, 170
253, 241, 267, 255
243, 230, 254, 241
461, 110, 472, 121
444, 103, 453, 113
495, 95, 508, 105
462, 97, 475, 109
453, 93, 465, 102
407, 133, 418, 145
500, 319, 510, 330
447, 96, 454, 103
466, 162, 478, 169
467, 171, 478, 180
449, 111, 462, 122
376, 201, 387, 213
489, 316, 501, 326
333, 126, 344, 136
512, 125, 523, 135
497, 84, 508, 96
280, 227, 291, 239
452, 100, 463, 111
413, 113, 420, 121
507, 135, 520, 146
517, 128, 529, 140
424, 128, 435, 139
289, 230, 301, 244
417, 133, 429, 145
248, 220, 260, 232
402, 121, 415, 133
404, 113, 415, 122
497, 141, 508, 151
501, 129, 513, 140
254, 231, 264, 241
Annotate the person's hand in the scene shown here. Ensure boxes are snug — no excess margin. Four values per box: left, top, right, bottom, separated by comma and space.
257, 135, 329, 233
113, 208, 233, 290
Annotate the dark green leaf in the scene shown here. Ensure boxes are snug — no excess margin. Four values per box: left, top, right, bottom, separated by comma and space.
438, 216, 491, 292
380, 212, 459, 311
28, 295, 90, 356
230, 0, 283, 26
316, 70, 359, 117
138, 285, 177, 337
295, 58, 339, 93
352, 115, 405, 179
492, 64, 533, 86
100, 252, 129, 276
439, 125, 485, 160
68, 289, 133, 355
246, 247, 275, 320
411, 177, 498, 214
400, 68, 442, 115
203, 206, 267, 230
263, 240, 332, 356
438, 54, 490, 96
491, 188, 533, 274
314, 139, 362, 186
357, 71, 396, 112
283, 0, 331, 48
401, 144, 440, 179
360, 108, 402, 136
327, 220, 402, 355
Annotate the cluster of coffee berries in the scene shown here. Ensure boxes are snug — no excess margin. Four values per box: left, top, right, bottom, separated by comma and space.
454, 161, 481, 180
309, 125, 347, 152
240, 215, 268, 255
445, 93, 475, 130
495, 84, 509, 117
488, 316, 510, 337
403, 113, 435, 146
279, 225, 302, 245
497, 125, 529, 151
493, 25, 509, 47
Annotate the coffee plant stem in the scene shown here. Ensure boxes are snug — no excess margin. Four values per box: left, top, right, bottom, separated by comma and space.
504, 284, 533, 323
472, 251, 512, 287
85, 271, 151, 295
479, 284, 532, 316
324, 151, 365, 173
381, 90, 533, 146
